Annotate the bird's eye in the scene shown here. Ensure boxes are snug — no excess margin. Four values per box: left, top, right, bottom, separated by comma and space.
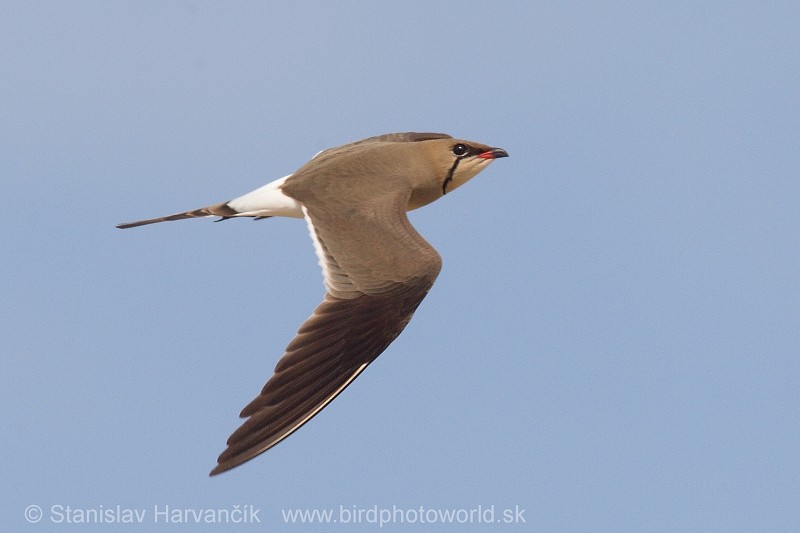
452, 143, 469, 157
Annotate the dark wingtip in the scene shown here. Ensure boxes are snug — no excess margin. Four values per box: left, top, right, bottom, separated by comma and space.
209, 456, 246, 477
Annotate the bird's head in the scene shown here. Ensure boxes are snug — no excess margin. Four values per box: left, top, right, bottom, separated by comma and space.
407, 136, 509, 209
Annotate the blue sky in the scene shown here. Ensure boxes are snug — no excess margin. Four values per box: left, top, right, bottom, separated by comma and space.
2, 2, 798, 531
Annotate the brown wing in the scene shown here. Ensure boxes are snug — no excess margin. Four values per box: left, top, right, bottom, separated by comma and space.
210, 172, 442, 475
210, 283, 433, 475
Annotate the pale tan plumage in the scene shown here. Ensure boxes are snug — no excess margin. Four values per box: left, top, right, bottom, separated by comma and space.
117, 132, 508, 475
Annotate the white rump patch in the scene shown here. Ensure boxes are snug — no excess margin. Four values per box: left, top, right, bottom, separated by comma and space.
227, 174, 304, 218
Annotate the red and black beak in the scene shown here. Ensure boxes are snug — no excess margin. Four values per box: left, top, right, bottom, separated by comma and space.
477, 147, 509, 160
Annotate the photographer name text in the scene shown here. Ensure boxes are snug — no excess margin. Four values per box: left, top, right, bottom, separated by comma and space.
27, 504, 261, 524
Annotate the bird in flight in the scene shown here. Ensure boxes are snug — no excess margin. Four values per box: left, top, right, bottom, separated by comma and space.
117, 132, 508, 475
